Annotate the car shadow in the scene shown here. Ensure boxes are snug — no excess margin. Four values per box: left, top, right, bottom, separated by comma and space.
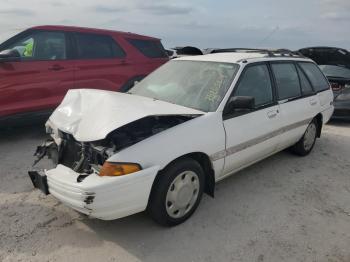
0, 121, 46, 140
327, 118, 350, 127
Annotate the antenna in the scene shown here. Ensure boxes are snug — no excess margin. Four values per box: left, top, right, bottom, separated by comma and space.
257, 26, 279, 47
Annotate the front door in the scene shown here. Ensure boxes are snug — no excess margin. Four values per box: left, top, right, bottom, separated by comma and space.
0, 30, 74, 117
222, 63, 281, 177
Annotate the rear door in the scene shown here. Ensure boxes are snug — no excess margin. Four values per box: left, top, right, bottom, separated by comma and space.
72, 32, 132, 92
221, 63, 282, 177
270, 62, 318, 150
0, 30, 74, 117
298, 62, 333, 111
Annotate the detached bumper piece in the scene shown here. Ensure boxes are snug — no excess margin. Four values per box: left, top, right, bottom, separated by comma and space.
28, 171, 50, 195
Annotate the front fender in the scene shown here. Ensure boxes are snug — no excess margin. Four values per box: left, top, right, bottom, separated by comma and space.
107, 112, 226, 179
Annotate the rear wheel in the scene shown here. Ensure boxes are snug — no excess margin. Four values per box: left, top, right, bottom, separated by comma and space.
148, 158, 205, 226
291, 119, 318, 156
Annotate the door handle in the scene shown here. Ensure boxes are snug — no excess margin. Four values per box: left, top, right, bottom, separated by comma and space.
120, 60, 129, 66
309, 98, 318, 106
267, 110, 278, 119
49, 64, 64, 71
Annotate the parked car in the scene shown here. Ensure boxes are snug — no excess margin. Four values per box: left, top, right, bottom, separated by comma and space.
173, 46, 203, 56
0, 25, 168, 122
166, 46, 203, 59
29, 50, 333, 226
166, 49, 178, 59
299, 47, 350, 119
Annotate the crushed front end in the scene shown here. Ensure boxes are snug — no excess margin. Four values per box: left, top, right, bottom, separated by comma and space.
28, 114, 195, 219
28, 124, 161, 219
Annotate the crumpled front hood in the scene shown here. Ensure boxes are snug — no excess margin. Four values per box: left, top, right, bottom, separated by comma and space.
48, 89, 203, 142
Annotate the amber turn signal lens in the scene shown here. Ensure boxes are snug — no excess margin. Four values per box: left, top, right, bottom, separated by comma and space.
99, 162, 142, 177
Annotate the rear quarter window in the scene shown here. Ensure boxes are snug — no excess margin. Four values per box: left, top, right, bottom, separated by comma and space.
298, 62, 330, 92
127, 38, 167, 58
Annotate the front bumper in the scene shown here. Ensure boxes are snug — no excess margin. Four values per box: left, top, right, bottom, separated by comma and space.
33, 164, 160, 220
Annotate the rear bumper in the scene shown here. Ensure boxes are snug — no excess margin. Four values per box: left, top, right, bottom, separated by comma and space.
44, 164, 160, 220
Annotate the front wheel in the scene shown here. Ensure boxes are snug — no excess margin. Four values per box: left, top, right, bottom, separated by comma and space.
291, 119, 318, 156
148, 158, 205, 226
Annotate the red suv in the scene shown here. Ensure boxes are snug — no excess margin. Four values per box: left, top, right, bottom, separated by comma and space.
0, 25, 168, 121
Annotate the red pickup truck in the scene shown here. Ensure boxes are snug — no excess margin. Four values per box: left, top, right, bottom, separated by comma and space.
0, 25, 169, 121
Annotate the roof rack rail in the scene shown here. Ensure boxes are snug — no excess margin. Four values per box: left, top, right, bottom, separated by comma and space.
210, 48, 305, 58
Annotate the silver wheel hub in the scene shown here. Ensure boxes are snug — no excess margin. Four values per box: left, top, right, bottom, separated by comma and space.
304, 123, 316, 151
166, 171, 200, 218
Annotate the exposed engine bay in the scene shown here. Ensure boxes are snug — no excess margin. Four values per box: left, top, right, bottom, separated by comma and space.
34, 115, 197, 175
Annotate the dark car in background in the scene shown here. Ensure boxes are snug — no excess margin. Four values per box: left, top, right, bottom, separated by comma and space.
299, 47, 350, 120
0, 25, 168, 122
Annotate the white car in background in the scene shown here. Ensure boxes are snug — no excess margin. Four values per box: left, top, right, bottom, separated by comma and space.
166, 49, 179, 59
29, 50, 334, 226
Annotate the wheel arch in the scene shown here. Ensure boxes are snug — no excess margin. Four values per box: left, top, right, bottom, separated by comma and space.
149, 152, 216, 201
314, 113, 323, 138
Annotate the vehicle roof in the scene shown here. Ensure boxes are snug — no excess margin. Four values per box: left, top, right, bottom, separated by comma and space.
299, 46, 348, 51
30, 25, 160, 40
176, 52, 313, 64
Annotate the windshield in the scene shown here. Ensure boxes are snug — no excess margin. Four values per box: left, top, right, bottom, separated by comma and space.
129, 60, 239, 112
319, 65, 350, 79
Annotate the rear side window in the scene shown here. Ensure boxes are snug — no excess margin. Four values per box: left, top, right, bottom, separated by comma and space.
127, 39, 167, 58
271, 63, 301, 100
234, 64, 273, 107
298, 62, 329, 92
75, 33, 125, 59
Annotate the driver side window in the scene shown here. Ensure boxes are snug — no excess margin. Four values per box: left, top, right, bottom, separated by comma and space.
6, 36, 34, 58
4, 31, 66, 61
234, 64, 273, 107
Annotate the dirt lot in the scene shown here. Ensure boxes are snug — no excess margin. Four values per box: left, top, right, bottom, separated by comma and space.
0, 121, 349, 262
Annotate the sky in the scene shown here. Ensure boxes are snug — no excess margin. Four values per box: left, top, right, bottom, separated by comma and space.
0, 0, 349, 50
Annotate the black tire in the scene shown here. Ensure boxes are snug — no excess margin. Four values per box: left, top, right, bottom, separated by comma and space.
147, 158, 205, 227
291, 119, 318, 156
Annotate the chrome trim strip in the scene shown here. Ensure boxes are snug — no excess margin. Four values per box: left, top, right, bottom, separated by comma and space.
210, 118, 312, 161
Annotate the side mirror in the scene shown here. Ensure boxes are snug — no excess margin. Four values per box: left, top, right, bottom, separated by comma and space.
0, 49, 21, 62
224, 96, 255, 115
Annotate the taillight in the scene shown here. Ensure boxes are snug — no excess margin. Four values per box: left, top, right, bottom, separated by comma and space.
330, 82, 344, 91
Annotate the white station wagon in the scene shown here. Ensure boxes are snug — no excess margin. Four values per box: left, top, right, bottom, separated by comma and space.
29, 50, 334, 226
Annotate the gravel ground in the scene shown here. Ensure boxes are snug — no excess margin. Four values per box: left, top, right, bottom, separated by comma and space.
0, 121, 349, 262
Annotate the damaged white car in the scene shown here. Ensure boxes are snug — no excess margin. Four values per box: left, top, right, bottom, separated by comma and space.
29, 50, 334, 226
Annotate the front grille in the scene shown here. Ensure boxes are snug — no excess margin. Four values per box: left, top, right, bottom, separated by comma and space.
58, 131, 108, 173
